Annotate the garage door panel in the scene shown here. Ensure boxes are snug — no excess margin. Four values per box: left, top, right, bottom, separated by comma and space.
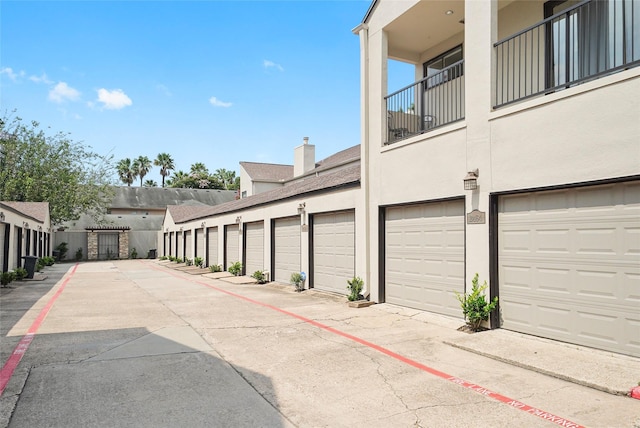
313, 211, 355, 294
195, 229, 204, 258
225, 225, 240, 269
207, 227, 218, 267
385, 200, 465, 318
244, 222, 264, 274
274, 217, 300, 283
185, 231, 193, 259
499, 182, 640, 356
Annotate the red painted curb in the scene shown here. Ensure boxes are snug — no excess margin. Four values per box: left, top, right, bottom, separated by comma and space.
153, 263, 587, 428
0, 264, 78, 396
631, 385, 640, 400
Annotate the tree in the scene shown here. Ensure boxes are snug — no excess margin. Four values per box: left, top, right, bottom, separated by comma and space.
0, 113, 114, 225
213, 168, 239, 190
133, 155, 152, 187
117, 158, 136, 186
166, 170, 189, 188
154, 153, 174, 188
143, 179, 158, 187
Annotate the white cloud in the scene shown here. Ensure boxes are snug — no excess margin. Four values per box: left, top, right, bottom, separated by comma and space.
96, 88, 132, 110
48, 82, 81, 103
1, 67, 24, 81
263, 60, 284, 72
29, 73, 53, 84
209, 96, 232, 108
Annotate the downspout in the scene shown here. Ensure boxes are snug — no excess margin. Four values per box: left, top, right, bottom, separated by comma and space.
353, 23, 370, 299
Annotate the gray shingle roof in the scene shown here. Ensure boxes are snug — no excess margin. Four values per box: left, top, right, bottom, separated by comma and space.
0, 201, 49, 223
239, 162, 293, 182
111, 186, 237, 209
170, 164, 361, 224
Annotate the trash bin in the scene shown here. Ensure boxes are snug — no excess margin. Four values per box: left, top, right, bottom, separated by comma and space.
22, 255, 39, 279
148, 249, 157, 259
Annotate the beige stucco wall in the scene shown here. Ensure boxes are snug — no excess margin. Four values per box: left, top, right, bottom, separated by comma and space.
163, 185, 361, 292
0, 206, 50, 271
360, 0, 640, 306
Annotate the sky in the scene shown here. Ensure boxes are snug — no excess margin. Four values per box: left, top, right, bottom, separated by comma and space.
1, 0, 415, 185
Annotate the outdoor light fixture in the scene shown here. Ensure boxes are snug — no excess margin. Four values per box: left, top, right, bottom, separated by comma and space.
297, 202, 306, 215
23, 222, 29, 228
464, 169, 479, 190
445, 9, 454, 15
0, 212, 4, 222
201, 221, 206, 228
235, 216, 242, 224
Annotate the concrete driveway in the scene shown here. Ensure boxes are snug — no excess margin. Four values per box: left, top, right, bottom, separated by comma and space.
1, 260, 638, 427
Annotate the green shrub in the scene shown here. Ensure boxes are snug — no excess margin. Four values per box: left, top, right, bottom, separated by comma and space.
75, 248, 83, 261
209, 264, 222, 273
194, 257, 204, 268
55, 242, 68, 261
42, 256, 55, 266
455, 273, 498, 332
36, 258, 45, 272
346, 276, 364, 301
13, 267, 28, 281
168, 256, 176, 262
185, 258, 193, 266
1, 271, 16, 287
251, 270, 267, 284
130, 248, 137, 259
175, 258, 183, 263
228, 262, 242, 276
290, 272, 304, 292
159, 256, 168, 261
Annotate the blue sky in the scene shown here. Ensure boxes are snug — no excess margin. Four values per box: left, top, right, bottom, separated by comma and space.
1, 0, 407, 184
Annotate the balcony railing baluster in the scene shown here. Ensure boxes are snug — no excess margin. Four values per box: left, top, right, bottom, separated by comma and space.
494, 0, 639, 108
384, 60, 464, 145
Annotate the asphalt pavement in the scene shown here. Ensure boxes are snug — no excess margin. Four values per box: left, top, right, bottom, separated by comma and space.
1, 260, 638, 427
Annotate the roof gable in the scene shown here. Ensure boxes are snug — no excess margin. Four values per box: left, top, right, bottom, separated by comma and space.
0, 201, 49, 223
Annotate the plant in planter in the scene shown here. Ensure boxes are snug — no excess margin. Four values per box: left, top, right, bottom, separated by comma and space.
194, 257, 204, 268
455, 273, 498, 332
159, 256, 168, 261
251, 270, 268, 284
175, 257, 183, 263
130, 248, 137, 259
1, 271, 16, 287
209, 264, 222, 273
290, 272, 305, 292
36, 258, 45, 272
346, 276, 364, 301
13, 267, 28, 281
42, 256, 55, 266
228, 261, 242, 276
185, 258, 193, 266
75, 248, 83, 261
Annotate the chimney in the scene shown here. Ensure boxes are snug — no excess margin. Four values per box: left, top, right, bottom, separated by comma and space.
294, 137, 315, 177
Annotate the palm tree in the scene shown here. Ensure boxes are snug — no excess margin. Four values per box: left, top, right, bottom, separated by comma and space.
166, 170, 189, 188
133, 155, 152, 187
154, 153, 175, 188
214, 168, 237, 190
143, 179, 158, 187
116, 158, 136, 186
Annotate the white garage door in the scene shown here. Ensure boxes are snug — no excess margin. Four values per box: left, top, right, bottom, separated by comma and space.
385, 200, 465, 318
244, 222, 264, 275
313, 211, 355, 294
225, 225, 240, 270
177, 233, 184, 259
274, 217, 301, 283
184, 230, 193, 259
499, 181, 640, 357
207, 227, 218, 267
195, 228, 205, 259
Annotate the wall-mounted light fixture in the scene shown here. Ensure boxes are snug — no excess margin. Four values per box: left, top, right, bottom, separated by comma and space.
0, 212, 4, 222
464, 169, 479, 190
235, 216, 242, 224
297, 202, 306, 215
38, 226, 42, 231
23, 222, 29, 229
201, 221, 206, 228
179, 226, 184, 231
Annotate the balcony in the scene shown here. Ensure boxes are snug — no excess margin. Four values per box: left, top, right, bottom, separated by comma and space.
385, 61, 465, 145
495, 0, 640, 108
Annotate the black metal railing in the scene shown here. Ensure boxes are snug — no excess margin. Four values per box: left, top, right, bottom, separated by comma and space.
495, 0, 639, 108
385, 60, 464, 144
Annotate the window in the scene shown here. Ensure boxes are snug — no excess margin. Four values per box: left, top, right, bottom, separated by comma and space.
423, 45, 463, 86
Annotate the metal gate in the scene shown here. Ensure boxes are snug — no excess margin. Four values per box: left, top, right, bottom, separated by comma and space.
98, 233, 119, 260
